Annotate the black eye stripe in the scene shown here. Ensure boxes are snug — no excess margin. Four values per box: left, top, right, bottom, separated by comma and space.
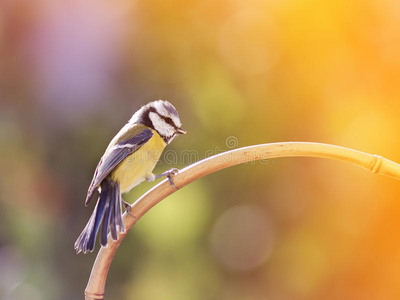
165, 117, 175, 127
140, 106, 179, 131
158, 114, 177, 129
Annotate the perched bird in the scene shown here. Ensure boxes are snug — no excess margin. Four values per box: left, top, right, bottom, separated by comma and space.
75, 100, 186, 254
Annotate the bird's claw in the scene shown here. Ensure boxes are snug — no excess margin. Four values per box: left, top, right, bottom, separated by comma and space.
122, 199, 135, 218
156, 168, 180, 190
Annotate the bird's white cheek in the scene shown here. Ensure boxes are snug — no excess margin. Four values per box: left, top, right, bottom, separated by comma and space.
149, 112, 175, 137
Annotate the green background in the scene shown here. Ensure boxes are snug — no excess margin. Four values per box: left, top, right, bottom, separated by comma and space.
1, 0, 400, 299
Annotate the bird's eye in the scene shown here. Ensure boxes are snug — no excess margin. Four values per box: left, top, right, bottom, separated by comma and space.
165, 117, 175, 127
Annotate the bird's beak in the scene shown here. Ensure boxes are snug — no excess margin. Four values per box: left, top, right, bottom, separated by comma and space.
176, 128, 187, 134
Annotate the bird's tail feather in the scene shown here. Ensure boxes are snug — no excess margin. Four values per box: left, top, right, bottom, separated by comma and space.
74, 178, 126, 254
109, 181, 125, 240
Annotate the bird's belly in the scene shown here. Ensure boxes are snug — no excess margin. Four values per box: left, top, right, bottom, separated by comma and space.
111, 134, 165, 193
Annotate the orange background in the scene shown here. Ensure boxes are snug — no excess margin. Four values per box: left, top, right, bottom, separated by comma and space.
1, 0, 400, 299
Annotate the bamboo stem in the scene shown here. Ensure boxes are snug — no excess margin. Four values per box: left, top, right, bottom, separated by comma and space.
84, 142, 400, 299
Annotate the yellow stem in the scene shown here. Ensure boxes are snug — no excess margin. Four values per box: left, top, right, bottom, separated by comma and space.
84, 142, 400, 299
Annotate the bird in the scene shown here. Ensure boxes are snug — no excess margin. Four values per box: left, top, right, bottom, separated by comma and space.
74, 100, 186, 254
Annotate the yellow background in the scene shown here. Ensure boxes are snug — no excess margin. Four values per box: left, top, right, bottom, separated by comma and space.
1, 0, 400, 299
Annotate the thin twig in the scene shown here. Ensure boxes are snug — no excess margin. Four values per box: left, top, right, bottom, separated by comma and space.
84, 142, 400, 299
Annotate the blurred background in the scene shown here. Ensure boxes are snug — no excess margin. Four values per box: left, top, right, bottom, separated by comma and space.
1, 0, 400, 299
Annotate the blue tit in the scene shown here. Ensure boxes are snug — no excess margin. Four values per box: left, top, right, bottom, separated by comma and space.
75, 100, 186, 254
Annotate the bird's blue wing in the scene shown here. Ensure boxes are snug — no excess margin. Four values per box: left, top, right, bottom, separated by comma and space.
85, 128, 153, 205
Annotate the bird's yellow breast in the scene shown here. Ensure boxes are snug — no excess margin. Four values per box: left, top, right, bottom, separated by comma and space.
111, 129, 166, 193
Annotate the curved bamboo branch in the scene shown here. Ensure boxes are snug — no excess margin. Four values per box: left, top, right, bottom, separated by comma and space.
84, 142, 400, 299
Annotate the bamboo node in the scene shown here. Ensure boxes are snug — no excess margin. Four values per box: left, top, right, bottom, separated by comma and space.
371, 155, 383, 174
85, 292, 105, 300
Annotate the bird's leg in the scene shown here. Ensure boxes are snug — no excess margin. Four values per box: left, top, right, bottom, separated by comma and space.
150, 168, 180, 190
